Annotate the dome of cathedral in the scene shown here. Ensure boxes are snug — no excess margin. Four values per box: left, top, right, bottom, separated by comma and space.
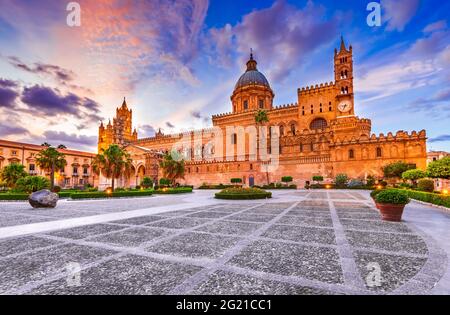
234, 53, 271, 90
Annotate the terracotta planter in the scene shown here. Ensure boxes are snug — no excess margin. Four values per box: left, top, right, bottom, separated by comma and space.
377, 203, 406, 222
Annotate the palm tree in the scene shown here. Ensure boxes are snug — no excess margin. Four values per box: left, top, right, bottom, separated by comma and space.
0, 163, 27, 188
159, 151, 185, 187
92, 144, 133, 192
255, 110, 270, 185
36, 144, 67, 191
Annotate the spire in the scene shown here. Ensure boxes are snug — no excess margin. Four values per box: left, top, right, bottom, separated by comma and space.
246, 48, 257, 71
121, 97, 127, 109
340, 35, 347, 52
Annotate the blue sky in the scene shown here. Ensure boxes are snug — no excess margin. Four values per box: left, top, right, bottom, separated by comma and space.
0, 0, 449, 152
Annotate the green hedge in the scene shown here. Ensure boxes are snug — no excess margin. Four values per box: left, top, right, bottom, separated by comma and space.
70, 190, 154, 199
153, 187, 193, 194
215, 187, 272, 200
394, 189, 450, 208
0, 193, 28, 200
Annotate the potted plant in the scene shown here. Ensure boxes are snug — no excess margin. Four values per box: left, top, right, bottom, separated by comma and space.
375, 190, 410, 222
370, 189, 383, 208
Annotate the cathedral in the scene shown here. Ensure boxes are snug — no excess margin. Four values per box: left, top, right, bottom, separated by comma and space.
98, 37, 427, 188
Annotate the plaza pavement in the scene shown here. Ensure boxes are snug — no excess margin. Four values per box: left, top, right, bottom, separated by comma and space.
0, 190, 448, 295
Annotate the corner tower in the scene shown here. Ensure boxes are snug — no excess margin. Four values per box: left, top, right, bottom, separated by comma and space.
334, 36, 355, 117
231, 52, 274, 114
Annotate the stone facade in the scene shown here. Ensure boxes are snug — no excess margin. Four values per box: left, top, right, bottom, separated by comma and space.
100, 37, 428, 188
0, 139, 96, 188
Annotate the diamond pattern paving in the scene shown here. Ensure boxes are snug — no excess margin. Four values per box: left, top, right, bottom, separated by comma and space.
0, 189, 447, 295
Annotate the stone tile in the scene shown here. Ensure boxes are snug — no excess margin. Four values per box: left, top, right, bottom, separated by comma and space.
186, 211, 230, 219
156, 210, 197, 217
29, 254, 202, 295
334, 202, 371, 210
226, 213, 277, 223
0, 244, 115, 293
146, 217, 211, 229
346, 230, 428, 255
88, 227, 169, 247
328, 192, 351, 199
262, 225, 336, 245
286, 210, 331, 218
146, 232, 241, 259
340, 219, 412, 233
47, 224, 127, 240
276, 215, 333, 227
190, 270, 334, 295
336, 210, 380, 220
195, 220, 263, 236
110, 215, 167, 226
228, 240, 343, 284
0, 236, 62, 258
0, 214, 51, 228
308, 193, 327, 199
354, 251, 427, 292
244, 206, 287, 215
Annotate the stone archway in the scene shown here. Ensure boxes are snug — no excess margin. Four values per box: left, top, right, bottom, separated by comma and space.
136, 165, 146, 187
129, 165, 136, 188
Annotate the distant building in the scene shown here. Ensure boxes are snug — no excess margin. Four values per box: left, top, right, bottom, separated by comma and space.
0, 139, 96, 189
100, 37, 428, 188
427, 151, 450, 192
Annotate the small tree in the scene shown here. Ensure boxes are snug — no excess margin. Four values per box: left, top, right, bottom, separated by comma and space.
335, 174, 348, 188
16, 176, 50, 193
141, 177, 153, 189
427, 157, 450, 179
402, 169, 427, 187
231, 178, 243, 187
312, 176, 324, 185
281, 176, 293, 186
92, 144, 133, 192
159, 151, 185, 187
36, 143, 67, 191
0, 164, 27, 188
383, 161, 415, 179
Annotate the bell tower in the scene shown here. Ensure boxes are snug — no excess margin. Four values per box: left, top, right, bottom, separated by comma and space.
334, 36, 355, 117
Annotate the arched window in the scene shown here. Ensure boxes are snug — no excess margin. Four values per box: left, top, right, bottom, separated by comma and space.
279, 125, 284, 136
300, 143, 303, 152
349, 149, 355, 159
310, 118, 327, 130
376, 147, 382, 158
290, 124, 296, 135
259, 99, 264, 108
243, 100, 248, 110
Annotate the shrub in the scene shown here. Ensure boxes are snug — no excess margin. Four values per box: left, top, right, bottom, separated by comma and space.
0, 193, 28, 200
230, 178, 243, 184
312, 176, 324, 183
52, 185, 61, 193
15, 176, 50, 193
366, 175, 375, 187
375, 189, 410, 205
141, 177, 153, 188
159, 178, 171, 186
397, 182, 412, 189
114, 187, 126, 192
0, 164, 27, 188
281, 176, 293, 184
379, 180, 388, 187
370, 189, 383, 199
417, 179, 434, 192
70, 190, 154, 199
396, 189, 450, 208
153, 187, 193, 194
335, 174, 348, 187
215, 187, 272, 200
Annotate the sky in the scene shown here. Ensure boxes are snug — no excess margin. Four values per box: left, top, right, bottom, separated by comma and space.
0, 0, 449, 152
